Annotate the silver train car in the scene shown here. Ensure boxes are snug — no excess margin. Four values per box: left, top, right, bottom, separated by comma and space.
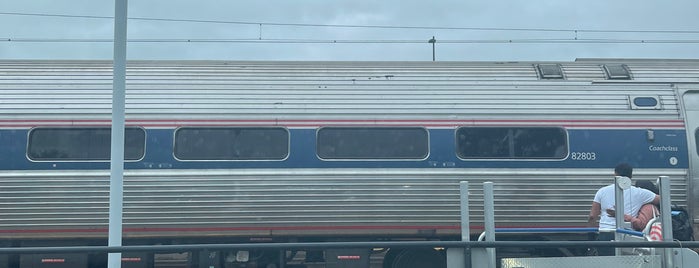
0, 59, 697, 268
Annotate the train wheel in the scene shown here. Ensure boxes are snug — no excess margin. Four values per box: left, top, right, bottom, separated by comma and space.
384, 248, 445, 268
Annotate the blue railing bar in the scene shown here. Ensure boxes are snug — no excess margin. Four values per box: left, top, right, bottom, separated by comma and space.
492, 227, 645, 237
1, 240, 699, 255
615, 228, 645, 237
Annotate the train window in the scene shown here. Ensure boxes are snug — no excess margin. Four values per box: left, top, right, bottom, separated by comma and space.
456, 127, 567, 159
317, 127, 429, 159
174, 127, 289, 160
629, 96, 661, 110
27, 127, 145, 161
633, 97, 658, 107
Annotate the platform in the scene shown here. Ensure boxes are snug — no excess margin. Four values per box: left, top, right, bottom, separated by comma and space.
501, 255, 661, 268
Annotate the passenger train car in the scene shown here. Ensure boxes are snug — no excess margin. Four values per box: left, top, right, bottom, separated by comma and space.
0, 59, 697, 268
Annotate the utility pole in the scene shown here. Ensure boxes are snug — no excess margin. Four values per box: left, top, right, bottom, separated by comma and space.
109, 0, 128, 268
428, 36, 436, 61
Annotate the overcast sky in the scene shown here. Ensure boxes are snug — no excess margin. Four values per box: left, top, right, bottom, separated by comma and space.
1, 0, 698, 61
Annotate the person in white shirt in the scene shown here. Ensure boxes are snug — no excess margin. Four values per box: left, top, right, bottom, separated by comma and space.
587, 163, 660, 255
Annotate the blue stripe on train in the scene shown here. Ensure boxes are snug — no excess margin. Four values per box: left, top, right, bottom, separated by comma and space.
0, 128, 688, 170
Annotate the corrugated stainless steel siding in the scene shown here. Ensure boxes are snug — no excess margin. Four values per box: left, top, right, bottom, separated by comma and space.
0, 169, 687, 238
0, 60, 694, 119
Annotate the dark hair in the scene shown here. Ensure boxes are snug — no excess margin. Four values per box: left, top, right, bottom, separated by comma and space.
635, 180, 659, 194
614, 163, 633, 178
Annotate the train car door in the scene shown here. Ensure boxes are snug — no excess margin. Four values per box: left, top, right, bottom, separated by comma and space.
680, 89, 699, 239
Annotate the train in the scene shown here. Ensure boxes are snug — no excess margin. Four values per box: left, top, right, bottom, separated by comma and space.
0, 59, 697, 268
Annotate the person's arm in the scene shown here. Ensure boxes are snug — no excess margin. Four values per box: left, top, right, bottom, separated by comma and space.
588, 201, 601, 227
630, 204, 657, 231
651, 194, 660, 206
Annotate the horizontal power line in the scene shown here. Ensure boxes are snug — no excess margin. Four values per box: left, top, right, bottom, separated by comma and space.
3, 38, 699, 44
2, 11, 699, 34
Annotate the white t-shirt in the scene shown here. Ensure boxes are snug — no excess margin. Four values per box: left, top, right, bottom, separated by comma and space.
593, 184, 657, 229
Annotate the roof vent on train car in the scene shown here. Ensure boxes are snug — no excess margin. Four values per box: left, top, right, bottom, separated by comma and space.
603, 64, 632, 80
629, 96, 661, 110
536, 64, 564, 79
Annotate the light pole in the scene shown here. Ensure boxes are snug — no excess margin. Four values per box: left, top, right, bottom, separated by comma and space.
109, 0, 128, 268
428, 36, 436, 61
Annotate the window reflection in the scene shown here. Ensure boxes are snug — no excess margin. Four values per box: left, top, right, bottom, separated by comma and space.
174, 127, 289, 160
317, 127, 429, 159
456, 127, 567, 159
28, 127, 145, 161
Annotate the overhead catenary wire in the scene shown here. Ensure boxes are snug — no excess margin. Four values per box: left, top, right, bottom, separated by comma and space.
3, 11, 699, 48
2, 11, 699, 35
3, 38, 699, 44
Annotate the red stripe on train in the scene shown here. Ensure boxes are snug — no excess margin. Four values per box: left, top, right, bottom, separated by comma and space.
0, 119, 685, 124
0, 225, 589, 234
